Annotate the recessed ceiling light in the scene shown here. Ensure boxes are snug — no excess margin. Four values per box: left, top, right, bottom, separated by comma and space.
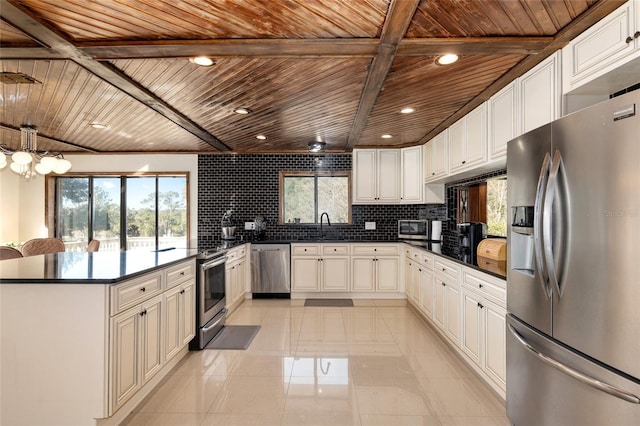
256, 134, 267, 140
189, 56, 214, 66
436, 54, 459, 65
400, 107, 415, 114
308, 141, 326, 152
90, 123, 108, 129
381, 134, 393, 139
233, 107, 251, 115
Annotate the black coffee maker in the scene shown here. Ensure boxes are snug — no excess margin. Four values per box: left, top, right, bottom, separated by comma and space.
457, 222, 485, 265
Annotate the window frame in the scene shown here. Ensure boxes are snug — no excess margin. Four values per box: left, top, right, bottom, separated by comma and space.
278, 171, 352, 225
46, 172, 190, 251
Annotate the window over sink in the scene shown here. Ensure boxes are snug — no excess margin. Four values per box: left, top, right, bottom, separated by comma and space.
279, 171, 351, 225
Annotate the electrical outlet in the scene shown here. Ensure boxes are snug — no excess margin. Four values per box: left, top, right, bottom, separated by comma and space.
244, 222, 255, 230
365, 222, 376, 230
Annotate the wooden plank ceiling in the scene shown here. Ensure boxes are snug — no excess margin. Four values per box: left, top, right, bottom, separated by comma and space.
0, 0, 624, 154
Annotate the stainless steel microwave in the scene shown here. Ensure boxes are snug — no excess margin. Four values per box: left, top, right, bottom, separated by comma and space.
398, 219, 443, 241
398, 219, 430, 240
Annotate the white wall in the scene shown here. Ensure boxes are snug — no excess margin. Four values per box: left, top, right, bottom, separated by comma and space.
0, 154, 198, 245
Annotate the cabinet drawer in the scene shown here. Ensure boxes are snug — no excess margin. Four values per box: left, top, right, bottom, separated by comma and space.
292, 245, 320, 255
435, 259, 460, 282
321, 244, 350, 255
463, 271, 506, 306
231, 245, 246, 259
420, 254, 434, 270
111, 271, 163, 316
166, 261, 195, 289
352, 245, 399, 256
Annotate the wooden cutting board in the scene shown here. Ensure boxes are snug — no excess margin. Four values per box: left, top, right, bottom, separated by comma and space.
477, 238, 506, 261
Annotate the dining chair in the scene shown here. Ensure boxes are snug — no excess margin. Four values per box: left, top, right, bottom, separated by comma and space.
86, 240, 100, 252
0, 246, 23, 260
20, 238, 66, 257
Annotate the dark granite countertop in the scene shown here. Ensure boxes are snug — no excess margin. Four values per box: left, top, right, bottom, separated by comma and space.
407, 242, 506, 280
0, 248, 200, 284
249, 239, 506, 280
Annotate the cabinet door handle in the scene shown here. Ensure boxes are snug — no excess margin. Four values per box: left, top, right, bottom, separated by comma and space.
635, 31, 640, 39
462, 160, 466, 164
479, 284, 483, 288
180, 289, 185, 294
180, 271, 185, 276
626, 36, 633, 44
432, 172, 435, 176
442, 282, 446, 287
477, 302, 484, 309
140, 287, 146, 292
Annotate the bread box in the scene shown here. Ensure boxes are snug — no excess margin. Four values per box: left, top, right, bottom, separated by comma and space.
477, 238, 506, 276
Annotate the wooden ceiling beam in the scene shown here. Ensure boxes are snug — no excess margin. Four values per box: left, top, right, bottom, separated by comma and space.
0, 0, 230, 152
418, 0, 627, 144
397, 37, 553, 56
344, 0, 420, 152
1, 36, 553, 60
0, 123, 100, 152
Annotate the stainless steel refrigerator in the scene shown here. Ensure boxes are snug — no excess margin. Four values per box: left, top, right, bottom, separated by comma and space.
506, 90, 640, 425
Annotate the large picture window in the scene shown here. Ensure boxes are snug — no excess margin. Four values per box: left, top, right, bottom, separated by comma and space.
279, 171, 351, 224
52, 173, 188, 251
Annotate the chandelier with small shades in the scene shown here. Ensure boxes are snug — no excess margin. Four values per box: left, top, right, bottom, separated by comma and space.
0, 126, 72, 180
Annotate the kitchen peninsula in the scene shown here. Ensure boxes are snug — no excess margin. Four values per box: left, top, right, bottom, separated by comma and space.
0, 249, 199, 426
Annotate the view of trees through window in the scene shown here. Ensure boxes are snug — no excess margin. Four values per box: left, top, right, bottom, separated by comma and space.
281, 172, 350, 224
486, 178, 507, 237
56, 174, 187, 251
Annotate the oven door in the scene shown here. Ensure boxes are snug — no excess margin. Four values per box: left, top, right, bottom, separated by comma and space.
199, 256, 227, 326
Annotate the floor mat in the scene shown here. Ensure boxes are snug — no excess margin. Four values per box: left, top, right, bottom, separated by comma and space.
304, 298, 354, 307
204, 325, 261, 350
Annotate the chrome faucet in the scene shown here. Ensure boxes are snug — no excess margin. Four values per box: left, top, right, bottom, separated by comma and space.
319, 212, 331, 238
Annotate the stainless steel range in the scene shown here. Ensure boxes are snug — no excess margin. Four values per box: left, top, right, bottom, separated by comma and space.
190, 249, 227, 350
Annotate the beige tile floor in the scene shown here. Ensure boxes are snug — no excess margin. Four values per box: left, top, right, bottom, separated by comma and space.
122, 299, 510, 426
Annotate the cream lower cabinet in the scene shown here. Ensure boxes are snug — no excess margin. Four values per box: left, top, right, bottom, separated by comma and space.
164, 280, 195, 362
225, 245, 247, 311
419, 265, 434, 318
461, 270, 507, 393
291, 244, 350, 292
352, 245, 400, 292
292, 256, 321, 291
432, 258, 462, 346
110, 293, 163, 413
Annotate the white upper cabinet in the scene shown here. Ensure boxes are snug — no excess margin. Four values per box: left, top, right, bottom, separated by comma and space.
448, 103, 488, 174
353, 149, 400, 204
400, 145, 424, 203
563, 1, 640, 94
520, 52, 562, 134
424, 129, 448, 182
488, 81, 519, 160
354, 148, 433, 204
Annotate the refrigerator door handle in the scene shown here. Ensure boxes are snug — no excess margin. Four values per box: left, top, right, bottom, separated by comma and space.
534, 152, 552, 298
543, 150, 564, 297
508, 324, 640, 404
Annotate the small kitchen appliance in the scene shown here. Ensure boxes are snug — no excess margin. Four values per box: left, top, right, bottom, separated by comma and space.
398, 219, 437, 241
221, 210, 236, 240
456, 222, 484, 265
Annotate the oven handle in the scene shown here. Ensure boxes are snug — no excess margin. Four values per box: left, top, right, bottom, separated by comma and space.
201, 256, 227, 271
202, 308, 227, 332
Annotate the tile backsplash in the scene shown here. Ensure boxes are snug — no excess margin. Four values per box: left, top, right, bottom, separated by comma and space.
198, 153, 447, 250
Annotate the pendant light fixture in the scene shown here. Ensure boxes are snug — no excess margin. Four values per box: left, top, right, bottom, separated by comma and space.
0, 126, 72, 180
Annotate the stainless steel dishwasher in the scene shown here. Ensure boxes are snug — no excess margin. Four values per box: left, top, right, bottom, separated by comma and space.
251, 243, 291, 298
